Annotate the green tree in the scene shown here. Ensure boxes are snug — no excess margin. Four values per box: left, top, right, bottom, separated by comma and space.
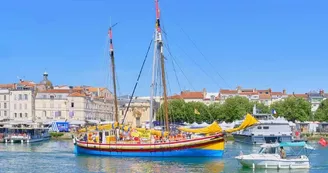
270, 97, 311, 122
221, 96, 251, 122
315, 99, 328, 121
157, 99, 187, 123
208, 103, 224, 121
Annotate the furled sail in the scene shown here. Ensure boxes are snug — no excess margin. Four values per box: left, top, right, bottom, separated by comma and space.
179, 121, 223, 134
78, 122, 130, 132
225, 113, 259, 133
135, 128, 169, 137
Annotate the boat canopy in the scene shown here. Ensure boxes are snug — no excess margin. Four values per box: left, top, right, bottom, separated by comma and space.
260, 142, 315, 150
178, 121, 222, 134
224, 113, 259, 133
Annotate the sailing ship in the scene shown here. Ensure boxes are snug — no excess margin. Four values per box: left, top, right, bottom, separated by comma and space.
73, 0, 257, 157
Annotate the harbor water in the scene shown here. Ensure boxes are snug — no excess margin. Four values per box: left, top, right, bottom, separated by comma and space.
0, 140, 327, 173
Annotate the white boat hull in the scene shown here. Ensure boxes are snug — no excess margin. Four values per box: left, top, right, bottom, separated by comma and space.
236, 154, 310, 169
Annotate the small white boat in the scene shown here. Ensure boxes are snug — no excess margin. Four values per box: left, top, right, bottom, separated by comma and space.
235, 142, 314, 169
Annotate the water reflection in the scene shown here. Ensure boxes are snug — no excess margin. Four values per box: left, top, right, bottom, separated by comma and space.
237, 168, 310, 173
0, 141, 326, 173
78, 156, 225, 173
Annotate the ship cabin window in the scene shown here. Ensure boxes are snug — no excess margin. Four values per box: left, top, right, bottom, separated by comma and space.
259, 147, 276, 154
263, 126, 269, 130
257, 126, 262, 129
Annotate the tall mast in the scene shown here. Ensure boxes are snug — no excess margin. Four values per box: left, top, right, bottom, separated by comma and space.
150, 0, 169, 131
108, 27, 119, 122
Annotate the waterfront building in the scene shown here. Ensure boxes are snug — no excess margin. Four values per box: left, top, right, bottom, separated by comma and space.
169, 86, 289, 106
0, 89, 10, 121
118, 96, 160, 128
9, 88, 34, 121
0, 72, 114, 124
35, 86, 114, 123
308, 90, 325, 112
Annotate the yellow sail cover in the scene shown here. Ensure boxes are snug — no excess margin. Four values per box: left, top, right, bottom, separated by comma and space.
78, 122, 130, 133
135, 128, 169, 137
178, 121, 222, 134
225, 113, 259, 133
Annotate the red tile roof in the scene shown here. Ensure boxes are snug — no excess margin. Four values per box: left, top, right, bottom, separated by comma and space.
19, 81, 36, 87
289, 94, 308, 99
220, 89, 238, 94
0, 84, 16, 89
271, 92, 283, 95
68, 92, 86, 97
239, 92, 258, 95
259, 94, 271, 99
38, 89, 83, 93
169, 91, 203, 99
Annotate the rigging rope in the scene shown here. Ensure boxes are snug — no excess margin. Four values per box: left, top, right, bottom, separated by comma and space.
163, 43, 195, 91
121, 39, 153, 125
179, 27, 232, 89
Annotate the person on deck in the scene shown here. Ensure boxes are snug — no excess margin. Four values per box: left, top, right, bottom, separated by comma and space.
280, 146, 286, 159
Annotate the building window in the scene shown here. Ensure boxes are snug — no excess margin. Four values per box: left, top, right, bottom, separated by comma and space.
20, 113, 22, 118
4, 111, 7, 116
14, 95, 17, 100
19, 94, 22, 100
14, 104, 16, 109
50, 95, 55, 99
14, 113, 17, 118
50, 103, 54, 108
4, 95, 6, 100
24, 94, 28, 100
43, 103, 46, 108
71, 102, 74, 108
0, 111, 1, 116
263, 126, 269, 129
25, 113, 28, 118
4, 103, 7, 109
42, 111, 46, 117
43, 95, 47, 99
19, 104, 22, 110
25, 104, 27, 110
58, 95, 62, 99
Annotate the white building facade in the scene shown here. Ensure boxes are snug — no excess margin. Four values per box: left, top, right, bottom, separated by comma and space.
9, 89, 34, 121
0, 89, 10, 120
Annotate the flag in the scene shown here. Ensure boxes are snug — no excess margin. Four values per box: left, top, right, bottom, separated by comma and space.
194, 109, 200, 115
271, 109, 277, 115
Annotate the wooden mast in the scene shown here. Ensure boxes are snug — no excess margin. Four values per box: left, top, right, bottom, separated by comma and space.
154, 0, 169, 132
108, 27, 119, 122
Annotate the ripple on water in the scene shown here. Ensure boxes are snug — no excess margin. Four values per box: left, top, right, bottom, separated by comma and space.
0, 141, 326, 173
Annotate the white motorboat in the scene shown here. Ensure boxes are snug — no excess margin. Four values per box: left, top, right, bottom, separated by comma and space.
235, 142, 314, 169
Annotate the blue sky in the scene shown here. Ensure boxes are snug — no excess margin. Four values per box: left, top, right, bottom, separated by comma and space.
1, 0, 327, 96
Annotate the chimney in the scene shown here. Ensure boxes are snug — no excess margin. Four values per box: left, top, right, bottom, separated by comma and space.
283, 89, 286, 95
202, 88, 206, 99
69, 86, 73, 94
268, 88, 272, 93
237, 86, 241, 93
